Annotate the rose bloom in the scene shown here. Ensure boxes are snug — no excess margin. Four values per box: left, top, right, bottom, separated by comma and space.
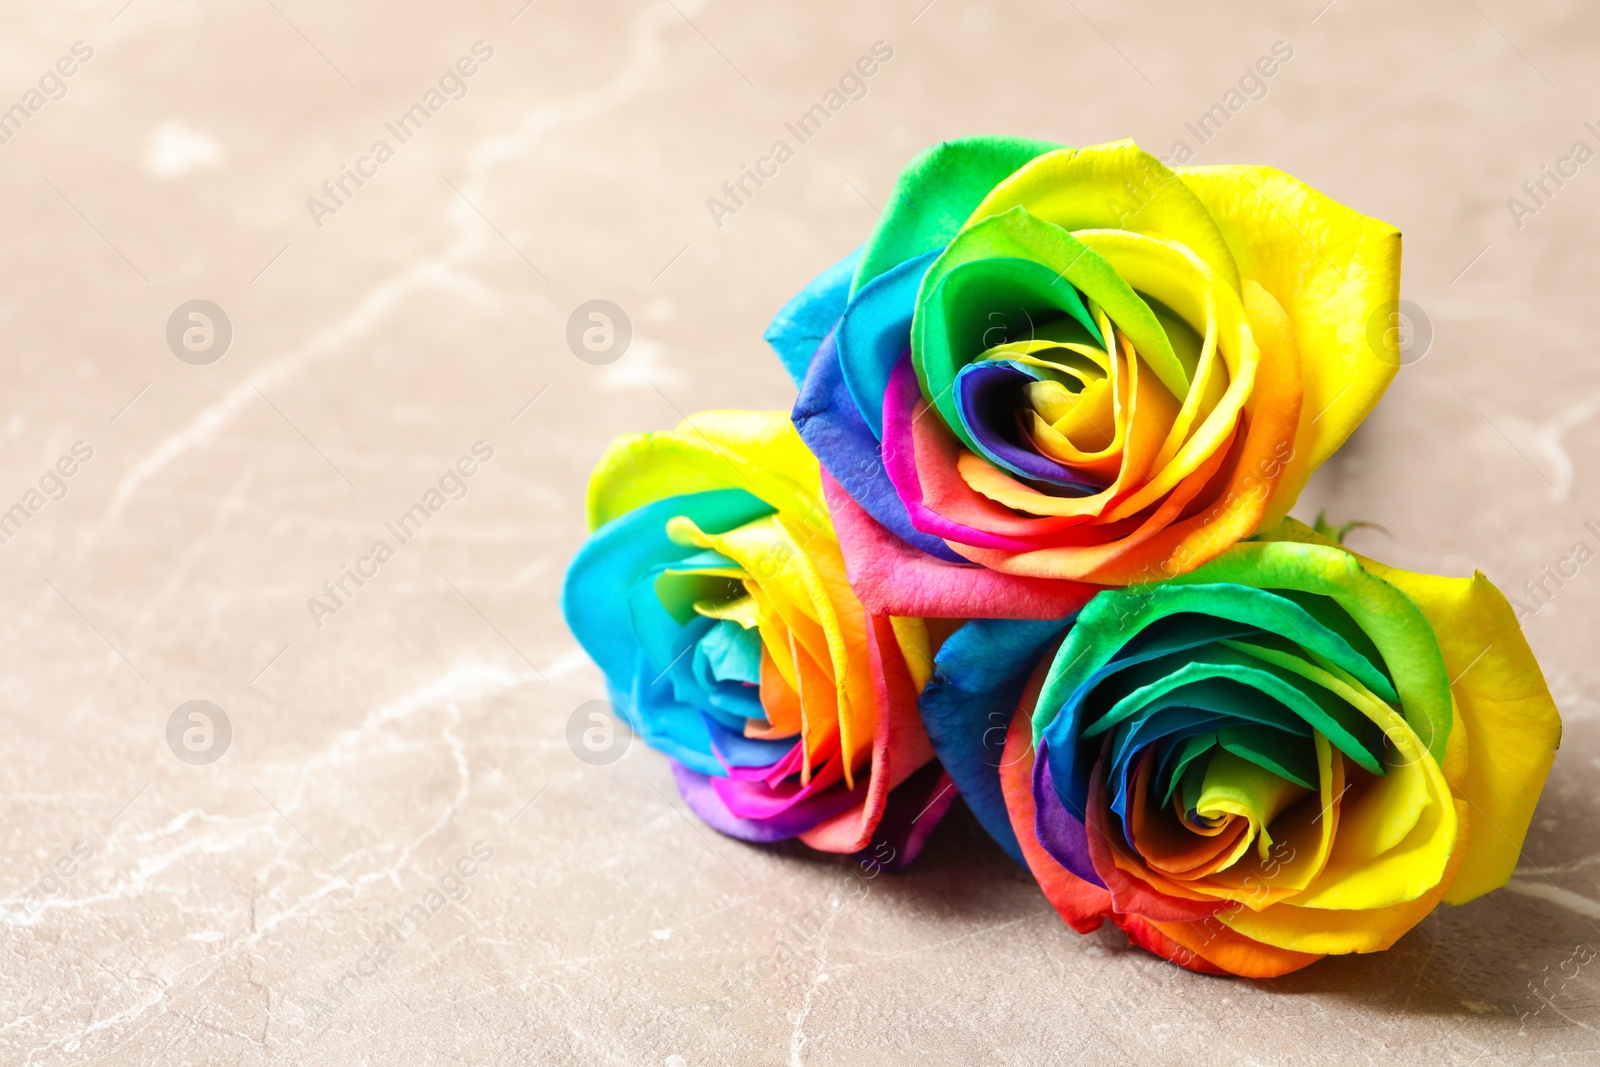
563, 411, 955, 863
771, 136, 1402, 618
919, 520, 1561, 976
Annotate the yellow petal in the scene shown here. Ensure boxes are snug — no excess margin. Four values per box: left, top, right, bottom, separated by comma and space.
1073, 229, 1255, 520
1259, 518, 1563, 903
889, 616, 935, 693
1201, 734, 1341, 903
1362, 564, 1563, 903
970, 139, 1242, 300
1194, 749, 1308, 863
672, 512, 876, 787
586, 410, 825, 531
1174, 164, 1400, 514
1225, 639, 1457, 909
1222, 799, 1468, 955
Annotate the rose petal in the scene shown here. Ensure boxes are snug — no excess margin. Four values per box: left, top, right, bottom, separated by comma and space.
794, 327, 964, 561
765, 244, 861, 386
918, 617, 1072, 862
853, 135, 1060, 294
1176, 162, 1400, 504
822, 469, 1099, 619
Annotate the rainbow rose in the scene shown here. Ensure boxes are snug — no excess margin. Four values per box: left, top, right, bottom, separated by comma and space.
920, 519, 1560, 976
771, 136, 1401, 618
563, 411, 955, 863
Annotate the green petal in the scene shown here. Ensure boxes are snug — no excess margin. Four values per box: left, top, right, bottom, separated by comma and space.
852, 136, 1061, 295
970, 139, 1242, 296
585, 410, 824, 533
914, 208, 1187, 449
1162, 539, 1454, 768
1265, 518, 1563, 904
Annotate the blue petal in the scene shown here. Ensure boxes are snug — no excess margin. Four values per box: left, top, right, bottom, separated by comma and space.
837, 248, 942, 439
764, 246, 863, 387
698, 618, 762, 685
627, 649, 723, 774
918, 617, 1073, 864
690, 620, 765, 723
1042, 614, 1256, 817
703, 713, 794, 769
562, 488, 774, 771
951, 360, 1104, 493
793, 329, 965, 562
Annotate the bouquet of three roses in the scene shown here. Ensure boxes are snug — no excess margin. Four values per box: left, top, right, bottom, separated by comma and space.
563, 137, 1560, 977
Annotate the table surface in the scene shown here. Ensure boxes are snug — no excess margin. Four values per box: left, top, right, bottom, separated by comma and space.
2, 1, 1596, 1063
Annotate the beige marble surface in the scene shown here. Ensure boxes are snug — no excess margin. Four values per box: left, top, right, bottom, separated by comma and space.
1, 0, 1597, 1063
